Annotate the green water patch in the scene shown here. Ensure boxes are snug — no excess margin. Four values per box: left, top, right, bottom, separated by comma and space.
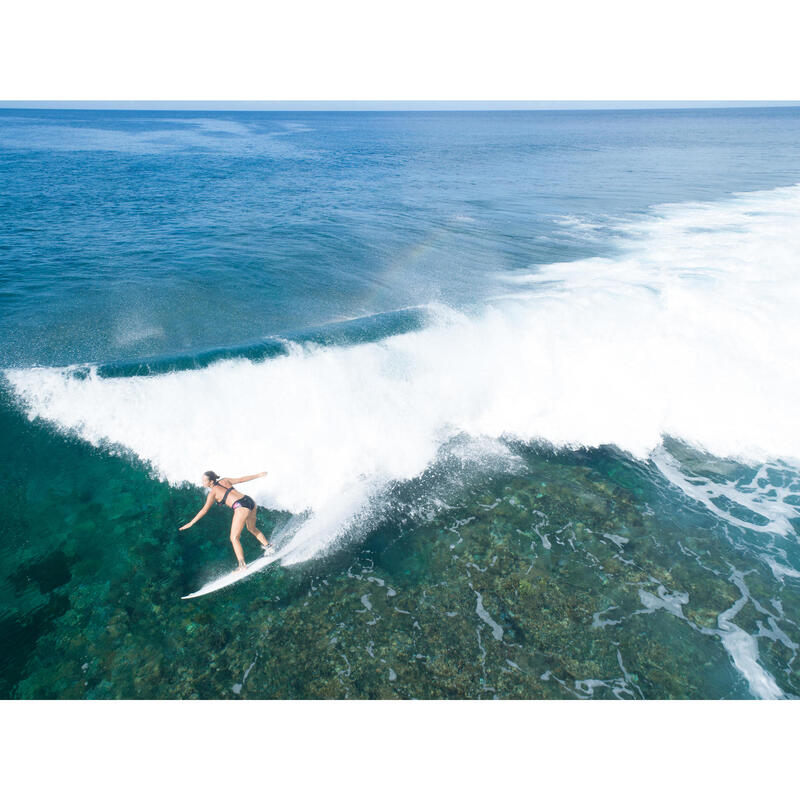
1, 390, 798, 698
0, 389, 286, 697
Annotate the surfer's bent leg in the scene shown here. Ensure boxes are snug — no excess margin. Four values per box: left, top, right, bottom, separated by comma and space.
230, 508, 249, 569
245, 505, 269, 547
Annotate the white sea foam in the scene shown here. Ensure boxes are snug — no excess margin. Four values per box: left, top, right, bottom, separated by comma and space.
474, 591, 504, 641
6, 183, 800, 561
651, 449, 799, 538
714, 572, 785, 700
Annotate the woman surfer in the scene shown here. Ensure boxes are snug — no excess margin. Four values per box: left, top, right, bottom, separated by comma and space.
180, 470, 274, 570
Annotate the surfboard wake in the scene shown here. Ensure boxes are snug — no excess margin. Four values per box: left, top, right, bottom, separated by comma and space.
181, 550, 282, 599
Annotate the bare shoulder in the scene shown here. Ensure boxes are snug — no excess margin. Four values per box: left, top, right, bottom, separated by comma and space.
219, 478, 233, 488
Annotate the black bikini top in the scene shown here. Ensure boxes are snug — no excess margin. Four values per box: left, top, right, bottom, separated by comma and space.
213, 479, 234, 506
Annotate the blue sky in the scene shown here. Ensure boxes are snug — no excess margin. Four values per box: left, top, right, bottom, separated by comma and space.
2, 101, 798, 111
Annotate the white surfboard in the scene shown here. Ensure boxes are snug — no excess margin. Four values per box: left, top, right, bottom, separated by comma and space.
182, 549, 282, 599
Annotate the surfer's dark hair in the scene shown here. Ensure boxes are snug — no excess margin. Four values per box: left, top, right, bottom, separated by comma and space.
203, 470, 220, 483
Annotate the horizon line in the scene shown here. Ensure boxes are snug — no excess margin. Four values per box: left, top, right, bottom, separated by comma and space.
2, 100, 799, 112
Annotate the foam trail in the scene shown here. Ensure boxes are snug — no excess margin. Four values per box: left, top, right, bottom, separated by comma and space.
633, 577, 788, 699
715, 573, 785, 700
652, 449, 798, 537
6, 183, 800, 560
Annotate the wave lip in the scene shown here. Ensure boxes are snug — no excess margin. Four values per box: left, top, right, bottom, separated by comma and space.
85, 306, 431, 379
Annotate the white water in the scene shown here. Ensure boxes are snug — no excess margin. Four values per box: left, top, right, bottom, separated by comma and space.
6, 183, 800, 563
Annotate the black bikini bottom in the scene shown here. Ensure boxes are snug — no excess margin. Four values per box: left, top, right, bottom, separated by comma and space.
232, 495, 255, 511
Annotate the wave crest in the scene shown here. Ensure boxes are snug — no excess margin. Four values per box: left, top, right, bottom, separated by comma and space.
7, 184, 800, 561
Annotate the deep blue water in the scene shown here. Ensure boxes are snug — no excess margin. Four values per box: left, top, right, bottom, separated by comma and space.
3, 107, 800, 368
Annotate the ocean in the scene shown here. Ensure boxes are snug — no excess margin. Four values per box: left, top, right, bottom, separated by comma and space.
1, 107, 799, 698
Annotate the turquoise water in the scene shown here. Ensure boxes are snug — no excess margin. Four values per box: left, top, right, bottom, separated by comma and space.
2, 108, 800, 698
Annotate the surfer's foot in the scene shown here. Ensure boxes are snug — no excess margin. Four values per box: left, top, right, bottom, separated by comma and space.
262, 544, 275, 555
235, 563, 247, 572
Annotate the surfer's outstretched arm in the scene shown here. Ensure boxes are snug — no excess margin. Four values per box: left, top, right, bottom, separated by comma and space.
179, 492, 215, 531
229, 471, 268, 484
